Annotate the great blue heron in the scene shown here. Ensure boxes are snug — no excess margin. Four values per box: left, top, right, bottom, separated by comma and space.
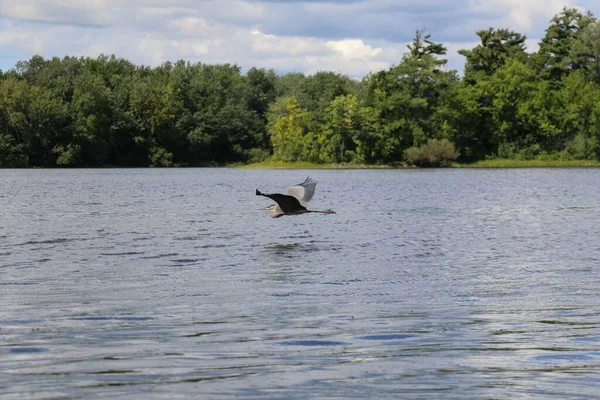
256, 177, 336, 218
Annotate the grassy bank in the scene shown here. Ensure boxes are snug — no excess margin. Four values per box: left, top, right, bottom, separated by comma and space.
452, 159, 600, 168
236, 158, 600, 169
236, 160, 397, 169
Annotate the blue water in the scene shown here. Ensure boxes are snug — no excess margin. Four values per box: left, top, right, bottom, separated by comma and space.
1, 168, 599, 399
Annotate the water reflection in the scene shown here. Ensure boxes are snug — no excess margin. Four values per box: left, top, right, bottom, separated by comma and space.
260, 241, 323, 283
262, 241, 320, 256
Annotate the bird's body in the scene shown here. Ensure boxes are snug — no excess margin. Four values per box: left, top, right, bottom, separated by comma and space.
256, 177, 335, 218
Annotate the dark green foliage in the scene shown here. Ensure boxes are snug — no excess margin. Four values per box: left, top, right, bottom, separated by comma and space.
536, 8, 597, 85
362, 29, 459, 163
458, 28, 528, 84
568, 22, 600, 85
2, 9, 600, 168
0, 56, 278, 167
0, 133, 27, 167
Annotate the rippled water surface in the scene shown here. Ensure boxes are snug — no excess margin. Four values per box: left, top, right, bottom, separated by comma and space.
1, 168, 599, 399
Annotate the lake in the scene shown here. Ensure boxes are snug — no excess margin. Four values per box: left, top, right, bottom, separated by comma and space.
1, 168, 599, 399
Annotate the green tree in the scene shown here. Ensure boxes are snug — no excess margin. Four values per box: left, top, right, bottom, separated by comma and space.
318, 94, 381, 163
243, 67, 277, 153
0, 78, 69, 166
67, 70, 112, 165
274, 71, 359, 117
366, 29, 457, 162
486, 59, 560, 158
130, 72, 182, 166
270, 97, 313, 162
568, 22, 600, 84
536, 7, 597, 84
0, 133, 26, 167
560, 71, 600, 158
459, 28, 527, 84
183, 63, 263, 163
15, 55, 84, 103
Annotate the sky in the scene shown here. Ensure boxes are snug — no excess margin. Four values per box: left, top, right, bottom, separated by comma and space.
0, 0, 598, 78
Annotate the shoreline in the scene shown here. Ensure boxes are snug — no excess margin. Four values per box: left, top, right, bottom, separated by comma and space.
2, 159, 599, 170
236, 159, 600, 169
452, 159, 600, 168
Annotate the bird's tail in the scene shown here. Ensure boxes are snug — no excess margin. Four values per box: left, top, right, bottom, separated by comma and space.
256, 189, 263, 196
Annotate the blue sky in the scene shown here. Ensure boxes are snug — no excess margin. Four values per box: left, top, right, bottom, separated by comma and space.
0, 0, 598, 77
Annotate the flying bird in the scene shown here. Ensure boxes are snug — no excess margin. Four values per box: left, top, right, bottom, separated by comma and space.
256, 177, 336, 218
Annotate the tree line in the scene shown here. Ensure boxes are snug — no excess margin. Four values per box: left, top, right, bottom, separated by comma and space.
1, 7, 600, 167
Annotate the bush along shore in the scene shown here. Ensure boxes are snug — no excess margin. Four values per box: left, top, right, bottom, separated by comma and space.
2, 8, 600, 169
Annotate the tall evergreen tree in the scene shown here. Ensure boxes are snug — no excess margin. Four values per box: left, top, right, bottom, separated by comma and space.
459, 28, 527, 84
536, 7, 597, 84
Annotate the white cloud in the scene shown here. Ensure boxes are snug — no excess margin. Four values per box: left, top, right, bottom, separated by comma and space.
0, 0, 598, 76
327, 39, 383, 60
0, 0, 113, 26
468, 0, 578, 32
136, 34, 167, 65
0, 2, 44, 21
170, 16, 213, 36
0, 30, 43, 53
250, 29, 326, 56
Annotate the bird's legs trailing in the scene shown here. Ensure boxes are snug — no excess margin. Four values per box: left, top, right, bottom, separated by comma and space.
308, 209, 336, 214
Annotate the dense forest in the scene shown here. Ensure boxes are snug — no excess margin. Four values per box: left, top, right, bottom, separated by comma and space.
1, 7, 600, 168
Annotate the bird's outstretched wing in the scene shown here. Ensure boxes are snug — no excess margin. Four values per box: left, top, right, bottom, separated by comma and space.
256, 190, 307, 214
287, 177, 317, 206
